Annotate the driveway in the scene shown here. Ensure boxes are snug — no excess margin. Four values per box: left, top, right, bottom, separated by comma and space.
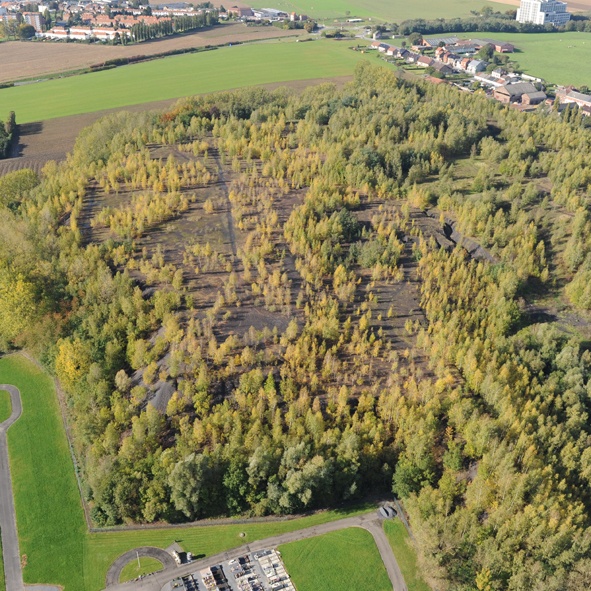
0, 384, 24, 591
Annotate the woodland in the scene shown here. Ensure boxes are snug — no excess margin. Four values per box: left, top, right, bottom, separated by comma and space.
2, 62, 591, 590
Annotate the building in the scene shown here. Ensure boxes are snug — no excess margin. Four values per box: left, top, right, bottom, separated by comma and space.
467, 59, 487, 74
522, 90, 548, 105
555, 86, 591, 113
493, 81, 539, 103
422, 36, 459, 48
22, 11, 45, 30
516, 0, 570, 25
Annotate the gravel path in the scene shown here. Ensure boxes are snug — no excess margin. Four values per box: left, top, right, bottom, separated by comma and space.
103, 512, 407, 591
0, 384, 24, 591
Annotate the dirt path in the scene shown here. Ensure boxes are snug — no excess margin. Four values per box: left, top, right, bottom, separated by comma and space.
102, 512, 406, 591
0, 384, 24, 591
212, 147, 238, 258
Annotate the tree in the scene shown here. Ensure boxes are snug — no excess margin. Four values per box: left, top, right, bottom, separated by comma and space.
168, 453, 211, 519
17, 24, 36, 39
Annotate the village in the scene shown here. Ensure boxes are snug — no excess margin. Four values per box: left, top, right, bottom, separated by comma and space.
368, 35, 591, 115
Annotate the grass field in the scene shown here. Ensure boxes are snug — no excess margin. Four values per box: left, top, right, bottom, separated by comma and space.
0, 354, 374, 591
0, 390, 10, 423
259, 0, 514, 21
0, 531, 5, 591
0, 39, 370, 124
430, 31, 591, 86
383, 521, 430, 591
279, 528, 391, 591
119, 557, 163, 583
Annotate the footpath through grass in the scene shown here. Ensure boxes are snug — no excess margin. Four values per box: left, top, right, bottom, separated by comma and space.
383, 520, 430, 591
0, 390, 10, 423
279, 528, 391, 591
119, 557, 163, 583
0, 354, 373, 591
0, 40, 368, 124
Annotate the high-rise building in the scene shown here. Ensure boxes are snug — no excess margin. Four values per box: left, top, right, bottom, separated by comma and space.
516, 0, 571, 25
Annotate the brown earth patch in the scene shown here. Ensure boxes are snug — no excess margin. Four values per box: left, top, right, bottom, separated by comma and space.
0, 23, 305, 84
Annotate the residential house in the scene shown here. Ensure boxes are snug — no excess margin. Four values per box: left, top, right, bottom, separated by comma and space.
68, 25, 92, 38
467, 59, 487, 74
460, 57, 472, 70
417, 55, 434, 67
493, 81, 538, 103
42, 25, 68, 38
432, 62, 453, 75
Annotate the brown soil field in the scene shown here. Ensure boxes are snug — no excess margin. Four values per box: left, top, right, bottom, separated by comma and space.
0, 76, 351, 178
0, 23, 304, 84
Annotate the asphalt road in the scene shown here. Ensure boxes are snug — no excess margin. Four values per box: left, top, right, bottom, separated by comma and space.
104, 512, 407, 591
0, 384, 24, 591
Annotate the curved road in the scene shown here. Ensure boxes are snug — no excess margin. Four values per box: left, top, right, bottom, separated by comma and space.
0, 384, 24, 591
106, 547, 176, 587
104, 512, 407, 591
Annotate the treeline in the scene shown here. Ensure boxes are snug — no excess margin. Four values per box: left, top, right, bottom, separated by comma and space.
3, 63, 591, 589
130, 11, 218, 42
395, 15, 591, 35
0, 111, 16, 158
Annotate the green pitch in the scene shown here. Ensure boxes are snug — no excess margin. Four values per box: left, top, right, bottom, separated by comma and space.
279, 528, 392, 591
0, 40, 370, 124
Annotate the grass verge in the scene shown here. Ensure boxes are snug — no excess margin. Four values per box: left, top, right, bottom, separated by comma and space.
119, 557, 163, 583
0, 390, 10, 423
0, 354, 373, 591
383, 520, 430, 591
278, 527, 391, 591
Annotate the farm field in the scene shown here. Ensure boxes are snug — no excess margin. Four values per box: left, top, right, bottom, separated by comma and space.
442, 31, 591, 86
0, 353, 373, 591
0, 390, 10, 422
383, 521, 429, 591
279, 528, 391, 591
0, 39, 369, 124
203, 0, 515, 21
0, 23, 304, 84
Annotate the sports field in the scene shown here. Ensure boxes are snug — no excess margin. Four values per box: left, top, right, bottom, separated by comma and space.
279, 528, 391, 591
0, 354, 373, 591
0, 390, 10, 423
438, 31, 591, 86
0, 40, 369, 124
383, 521, 429, 591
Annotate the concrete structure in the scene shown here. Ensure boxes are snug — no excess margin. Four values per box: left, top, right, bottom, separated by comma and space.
516, 0, 570, 25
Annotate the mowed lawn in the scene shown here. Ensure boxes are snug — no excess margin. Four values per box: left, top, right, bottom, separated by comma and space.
0, 355, 374, 591
279, 528, 391, 591
0, 40, 367, 124
266, 0, 513, 21
445, 32, 591, 86
0, 389, 11, 423
119, 557, 163, 583
383, 520, 430, 591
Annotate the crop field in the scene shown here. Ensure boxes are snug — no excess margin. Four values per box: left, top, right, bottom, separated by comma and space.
447, 31, 591, 86
279, 528, 391, 591
383, 521, 429, 591
0, 390, 10, 422
0, 23, 304, 84
0, 354, 372, 591
0, 40, 369, 124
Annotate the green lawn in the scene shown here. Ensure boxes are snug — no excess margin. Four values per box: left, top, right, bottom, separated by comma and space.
279, 528, 391, 591
119, 557, 163, 583
0, 40, 370, 124
0, 390, 10, 423
426, 32, 591, 87
383, 520, 430, 591
253, 0, 513, 21
0, 354, 374, 591
0, 531, 5, 591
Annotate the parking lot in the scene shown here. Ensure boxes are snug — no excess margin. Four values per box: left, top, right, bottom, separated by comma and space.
164, 549, 296, 591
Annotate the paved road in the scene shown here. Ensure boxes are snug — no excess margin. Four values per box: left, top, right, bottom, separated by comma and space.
106, 547, 177, 587
0, 384, 24, 591
103, 512, 407, 591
